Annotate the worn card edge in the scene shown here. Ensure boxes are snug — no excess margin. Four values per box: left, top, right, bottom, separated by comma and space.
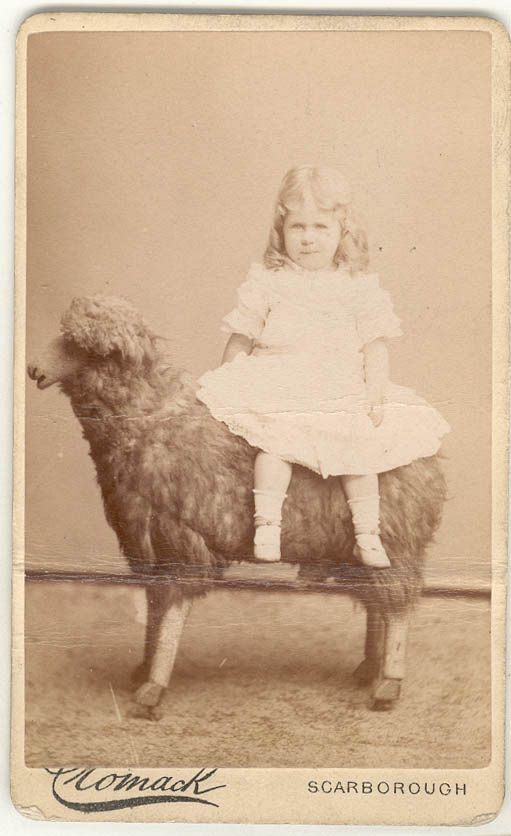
10, 11, 510, 825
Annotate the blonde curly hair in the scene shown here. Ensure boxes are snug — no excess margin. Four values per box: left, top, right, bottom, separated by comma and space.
263, 166, 369, 274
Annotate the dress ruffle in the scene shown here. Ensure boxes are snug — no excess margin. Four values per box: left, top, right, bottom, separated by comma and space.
197, 262, 451, 477
220, 263, 404, 347
198, 379, 451, 477
353, 274, 403, 345
220, 264, 269, 340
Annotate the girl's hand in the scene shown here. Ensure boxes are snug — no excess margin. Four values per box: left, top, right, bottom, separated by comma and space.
367, 398, 384, 427
362, 340, 389, 428
222, 333, 253, 364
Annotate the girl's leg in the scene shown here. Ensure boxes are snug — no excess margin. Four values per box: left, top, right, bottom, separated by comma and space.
253, 452, 292, 562
341, 474, 391, 569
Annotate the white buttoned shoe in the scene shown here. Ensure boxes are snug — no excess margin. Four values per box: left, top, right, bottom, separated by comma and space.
347, 495, 391, 569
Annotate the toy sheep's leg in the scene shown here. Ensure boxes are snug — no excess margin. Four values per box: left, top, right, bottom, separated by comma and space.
353, 604, 384, 685
147, 597, 193, 689
131, 593, 192, 720
131, 524, 214, 719
131, 585, 168, 686
372, 610, 410, 711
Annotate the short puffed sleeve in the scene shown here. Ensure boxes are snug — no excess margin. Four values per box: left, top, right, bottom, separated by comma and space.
220, 264, 270, 340
354, 274, 403, 346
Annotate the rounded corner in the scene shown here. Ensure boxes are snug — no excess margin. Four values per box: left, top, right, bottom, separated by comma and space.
10, 782, 46, 822
475, 15, 511, 46
16, 13, 59, 50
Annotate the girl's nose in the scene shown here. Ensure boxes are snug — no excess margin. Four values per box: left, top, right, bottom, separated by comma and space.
301, 228, 314, 244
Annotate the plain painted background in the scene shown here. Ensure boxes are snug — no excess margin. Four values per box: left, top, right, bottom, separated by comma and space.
25, 27, 491, 583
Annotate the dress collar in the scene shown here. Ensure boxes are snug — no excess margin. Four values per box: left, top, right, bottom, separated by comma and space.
279, 257, 351, 280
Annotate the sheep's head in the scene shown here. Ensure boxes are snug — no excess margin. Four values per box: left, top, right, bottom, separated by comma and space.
28, 295, 156, 390
61, 296, 155, 363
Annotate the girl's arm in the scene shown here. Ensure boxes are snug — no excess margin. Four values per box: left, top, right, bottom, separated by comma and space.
222, 333, 253, 364
363, 338, 389, 425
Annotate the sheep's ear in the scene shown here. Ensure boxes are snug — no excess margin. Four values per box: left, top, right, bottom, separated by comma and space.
60, 296, 154, 364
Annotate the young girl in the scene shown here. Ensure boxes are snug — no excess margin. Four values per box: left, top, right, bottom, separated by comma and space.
197, 166, 450, 568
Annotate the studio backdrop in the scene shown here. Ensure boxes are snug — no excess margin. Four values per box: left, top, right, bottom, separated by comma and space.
25, 30, 491, 586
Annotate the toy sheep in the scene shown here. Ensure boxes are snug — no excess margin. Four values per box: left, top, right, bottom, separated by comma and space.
28, 295, 446, 719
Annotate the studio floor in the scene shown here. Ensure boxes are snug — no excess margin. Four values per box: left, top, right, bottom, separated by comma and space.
24, 582, 491, 769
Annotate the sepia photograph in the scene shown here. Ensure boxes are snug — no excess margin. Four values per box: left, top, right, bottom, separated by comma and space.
12, 12, 508, 826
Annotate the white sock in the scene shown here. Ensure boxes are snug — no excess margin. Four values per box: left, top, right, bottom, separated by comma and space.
347, 494, 381, 537
347, 494, 390, 568
253, 489, 287, 561
253, 489, 287, 524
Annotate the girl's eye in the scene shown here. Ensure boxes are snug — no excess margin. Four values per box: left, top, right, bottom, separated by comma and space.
315, 224, 327, 229
291, 223, 304, 230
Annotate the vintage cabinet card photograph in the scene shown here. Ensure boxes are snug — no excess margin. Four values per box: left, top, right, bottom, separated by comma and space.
11, 11, 509, 826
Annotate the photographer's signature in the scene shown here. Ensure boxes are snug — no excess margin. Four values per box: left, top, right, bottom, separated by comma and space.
45, 766, 226, 812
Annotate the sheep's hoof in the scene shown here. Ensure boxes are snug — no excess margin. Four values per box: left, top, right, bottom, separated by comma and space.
134, 680, 164, 707
353, 657, 379, 685
128, 702, 164, 722
371, 678, 401, 711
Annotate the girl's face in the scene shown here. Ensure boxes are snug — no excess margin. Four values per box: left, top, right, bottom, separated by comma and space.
282, 199, 341, 271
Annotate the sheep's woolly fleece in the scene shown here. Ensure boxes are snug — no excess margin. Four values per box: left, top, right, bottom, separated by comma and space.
61, 295, 156, 364
58, 295, 447, 612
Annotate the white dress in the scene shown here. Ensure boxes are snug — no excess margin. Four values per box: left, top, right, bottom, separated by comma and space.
197, 262, 451, 477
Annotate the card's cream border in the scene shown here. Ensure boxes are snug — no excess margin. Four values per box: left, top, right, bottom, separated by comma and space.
11, 13, 510, 825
